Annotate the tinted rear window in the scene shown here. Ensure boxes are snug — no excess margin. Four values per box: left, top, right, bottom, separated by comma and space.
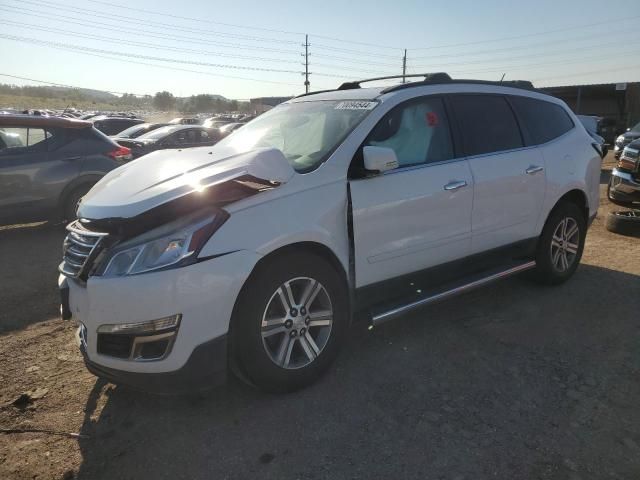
450, 95, 523, 156
510, 96, 574, 145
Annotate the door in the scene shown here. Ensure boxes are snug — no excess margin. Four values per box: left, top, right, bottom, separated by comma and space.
174, 129, 200, 148
449, 94, 546, 254
0, 126, 51, 219
197, 129, 218, 146
0, 126, 81, 220
349, 96, 474, 288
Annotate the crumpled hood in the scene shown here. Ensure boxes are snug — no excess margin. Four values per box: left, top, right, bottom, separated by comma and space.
78, 146, 295, 220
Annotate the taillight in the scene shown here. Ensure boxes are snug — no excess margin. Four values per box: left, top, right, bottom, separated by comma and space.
108, 146, 132, 161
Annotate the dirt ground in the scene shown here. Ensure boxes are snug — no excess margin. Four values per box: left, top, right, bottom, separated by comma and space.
1, 154, 639, 480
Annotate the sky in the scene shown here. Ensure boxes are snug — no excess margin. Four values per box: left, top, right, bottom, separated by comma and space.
2, 0, 640, 100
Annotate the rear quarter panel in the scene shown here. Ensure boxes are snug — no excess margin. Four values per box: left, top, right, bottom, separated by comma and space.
537, 127, 601, 233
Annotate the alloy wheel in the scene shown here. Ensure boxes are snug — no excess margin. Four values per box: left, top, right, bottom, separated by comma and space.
261, 277, 333, 369
550, 217, 580, 273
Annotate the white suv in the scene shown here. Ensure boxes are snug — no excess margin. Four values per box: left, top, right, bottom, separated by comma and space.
58, 74, 602, 393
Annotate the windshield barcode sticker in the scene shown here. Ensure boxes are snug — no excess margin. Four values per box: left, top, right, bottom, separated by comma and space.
335, 101, 377, 110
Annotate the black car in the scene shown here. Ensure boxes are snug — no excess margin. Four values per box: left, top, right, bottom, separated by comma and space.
92, 116, 145, 136
115, 125, 220, 159
0, 114, 131, 223
112, 122, 170, 140
614, 121, 640, 159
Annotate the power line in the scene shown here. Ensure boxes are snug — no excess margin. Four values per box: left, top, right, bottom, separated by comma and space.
409, 35, 640, 69
84, 0, 305, 36
530, 64, 640, 84
311, 42, 401, 59
410, 27, 640, 60
0, 18, 301, 65
409, 14, 640, 50
0, 73, 148, 96
86, 0, 404, 51
5, 0, 406, 58
72, 0, 640, 59
435, 50, 640, 77
0, 4, 301, 55
5, 0, 301, 45
312, 53, 402, 68
0, 34, 302, 74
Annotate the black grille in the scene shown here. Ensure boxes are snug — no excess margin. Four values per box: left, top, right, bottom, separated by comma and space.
59, 220, 108, 279
97, 333, 134, 359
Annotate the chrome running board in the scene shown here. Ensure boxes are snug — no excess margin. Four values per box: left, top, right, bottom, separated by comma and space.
370, 261, 536, 326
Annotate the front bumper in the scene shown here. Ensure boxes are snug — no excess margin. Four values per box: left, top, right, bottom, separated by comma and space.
61, 250, 261, 393
80, 332, 228, 394
608, 168, 640, 208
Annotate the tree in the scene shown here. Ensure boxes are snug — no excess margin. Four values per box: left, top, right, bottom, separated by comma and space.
153, 91, 176, 111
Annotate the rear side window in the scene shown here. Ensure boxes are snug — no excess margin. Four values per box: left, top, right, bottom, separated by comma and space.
510, 96, 574, 145
0, 127, 47, 153
450, 95, 523, 156
365, 97, 454, 168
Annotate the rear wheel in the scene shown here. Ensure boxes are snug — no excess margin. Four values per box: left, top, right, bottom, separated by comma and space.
531, 202, 586, 285
231, 252, 348, 392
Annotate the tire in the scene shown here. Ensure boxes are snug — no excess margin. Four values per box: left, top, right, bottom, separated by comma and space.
531, 202, 587, 285
62, 184, 93, 222
231, 252, 348, 393
605, 210, 640, 237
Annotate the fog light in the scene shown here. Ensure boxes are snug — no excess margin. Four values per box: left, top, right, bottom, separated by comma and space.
98, 315, 181, 335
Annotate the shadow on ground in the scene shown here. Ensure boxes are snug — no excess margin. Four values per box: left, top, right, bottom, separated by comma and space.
75, 264, 640, 480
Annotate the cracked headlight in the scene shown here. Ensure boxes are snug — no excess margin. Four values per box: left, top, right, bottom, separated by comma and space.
102, 209, 227, 276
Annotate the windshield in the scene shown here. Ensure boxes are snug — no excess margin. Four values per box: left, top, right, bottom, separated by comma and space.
631, 122, 640, 132
137, 126, 181, 140
215, 100, 378, 172
117, 124, 147, 138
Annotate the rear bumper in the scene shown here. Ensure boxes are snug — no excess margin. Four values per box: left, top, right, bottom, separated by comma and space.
80, 331, 227, 394
608, 168, 640, 208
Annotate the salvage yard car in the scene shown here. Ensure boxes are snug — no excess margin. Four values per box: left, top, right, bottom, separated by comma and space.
0, 114, 132, 223
114, 125, 220, 159
614, 121, 640, 159
58, 73, 601, 394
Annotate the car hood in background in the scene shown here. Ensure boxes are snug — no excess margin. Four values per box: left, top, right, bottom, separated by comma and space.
113, 137, 157, 148
78, 146, 295, 220
620, 131, 640, 142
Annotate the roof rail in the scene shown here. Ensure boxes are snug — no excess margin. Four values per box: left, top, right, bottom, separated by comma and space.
382, 78, 535, 94
292, 74, 537, 100
293, 88, 340, 99
338, 72, 451, 90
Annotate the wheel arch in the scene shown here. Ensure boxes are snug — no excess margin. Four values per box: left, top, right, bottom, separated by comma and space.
229, 241, 350, 335
555, 188, 589, 222
57, 174, 103, 213
249, 241, 349, 289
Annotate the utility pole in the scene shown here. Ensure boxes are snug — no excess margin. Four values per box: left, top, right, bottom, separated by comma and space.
402, 49, 407, 83
302, 34, 310, 94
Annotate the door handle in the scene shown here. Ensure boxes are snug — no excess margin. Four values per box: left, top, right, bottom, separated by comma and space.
63, 156, 82, 161
443, 180, 468, 191
525, 165, 544, 175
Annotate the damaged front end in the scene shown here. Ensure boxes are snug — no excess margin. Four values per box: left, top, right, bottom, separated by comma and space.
60, 147, 294, 282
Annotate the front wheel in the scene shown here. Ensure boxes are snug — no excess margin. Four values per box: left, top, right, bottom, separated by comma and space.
62, 185, 93, 222
531, 202, 586, 285
231, 252, 348, 392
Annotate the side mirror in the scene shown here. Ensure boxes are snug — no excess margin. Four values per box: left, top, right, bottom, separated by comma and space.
363, 146, 399, 173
